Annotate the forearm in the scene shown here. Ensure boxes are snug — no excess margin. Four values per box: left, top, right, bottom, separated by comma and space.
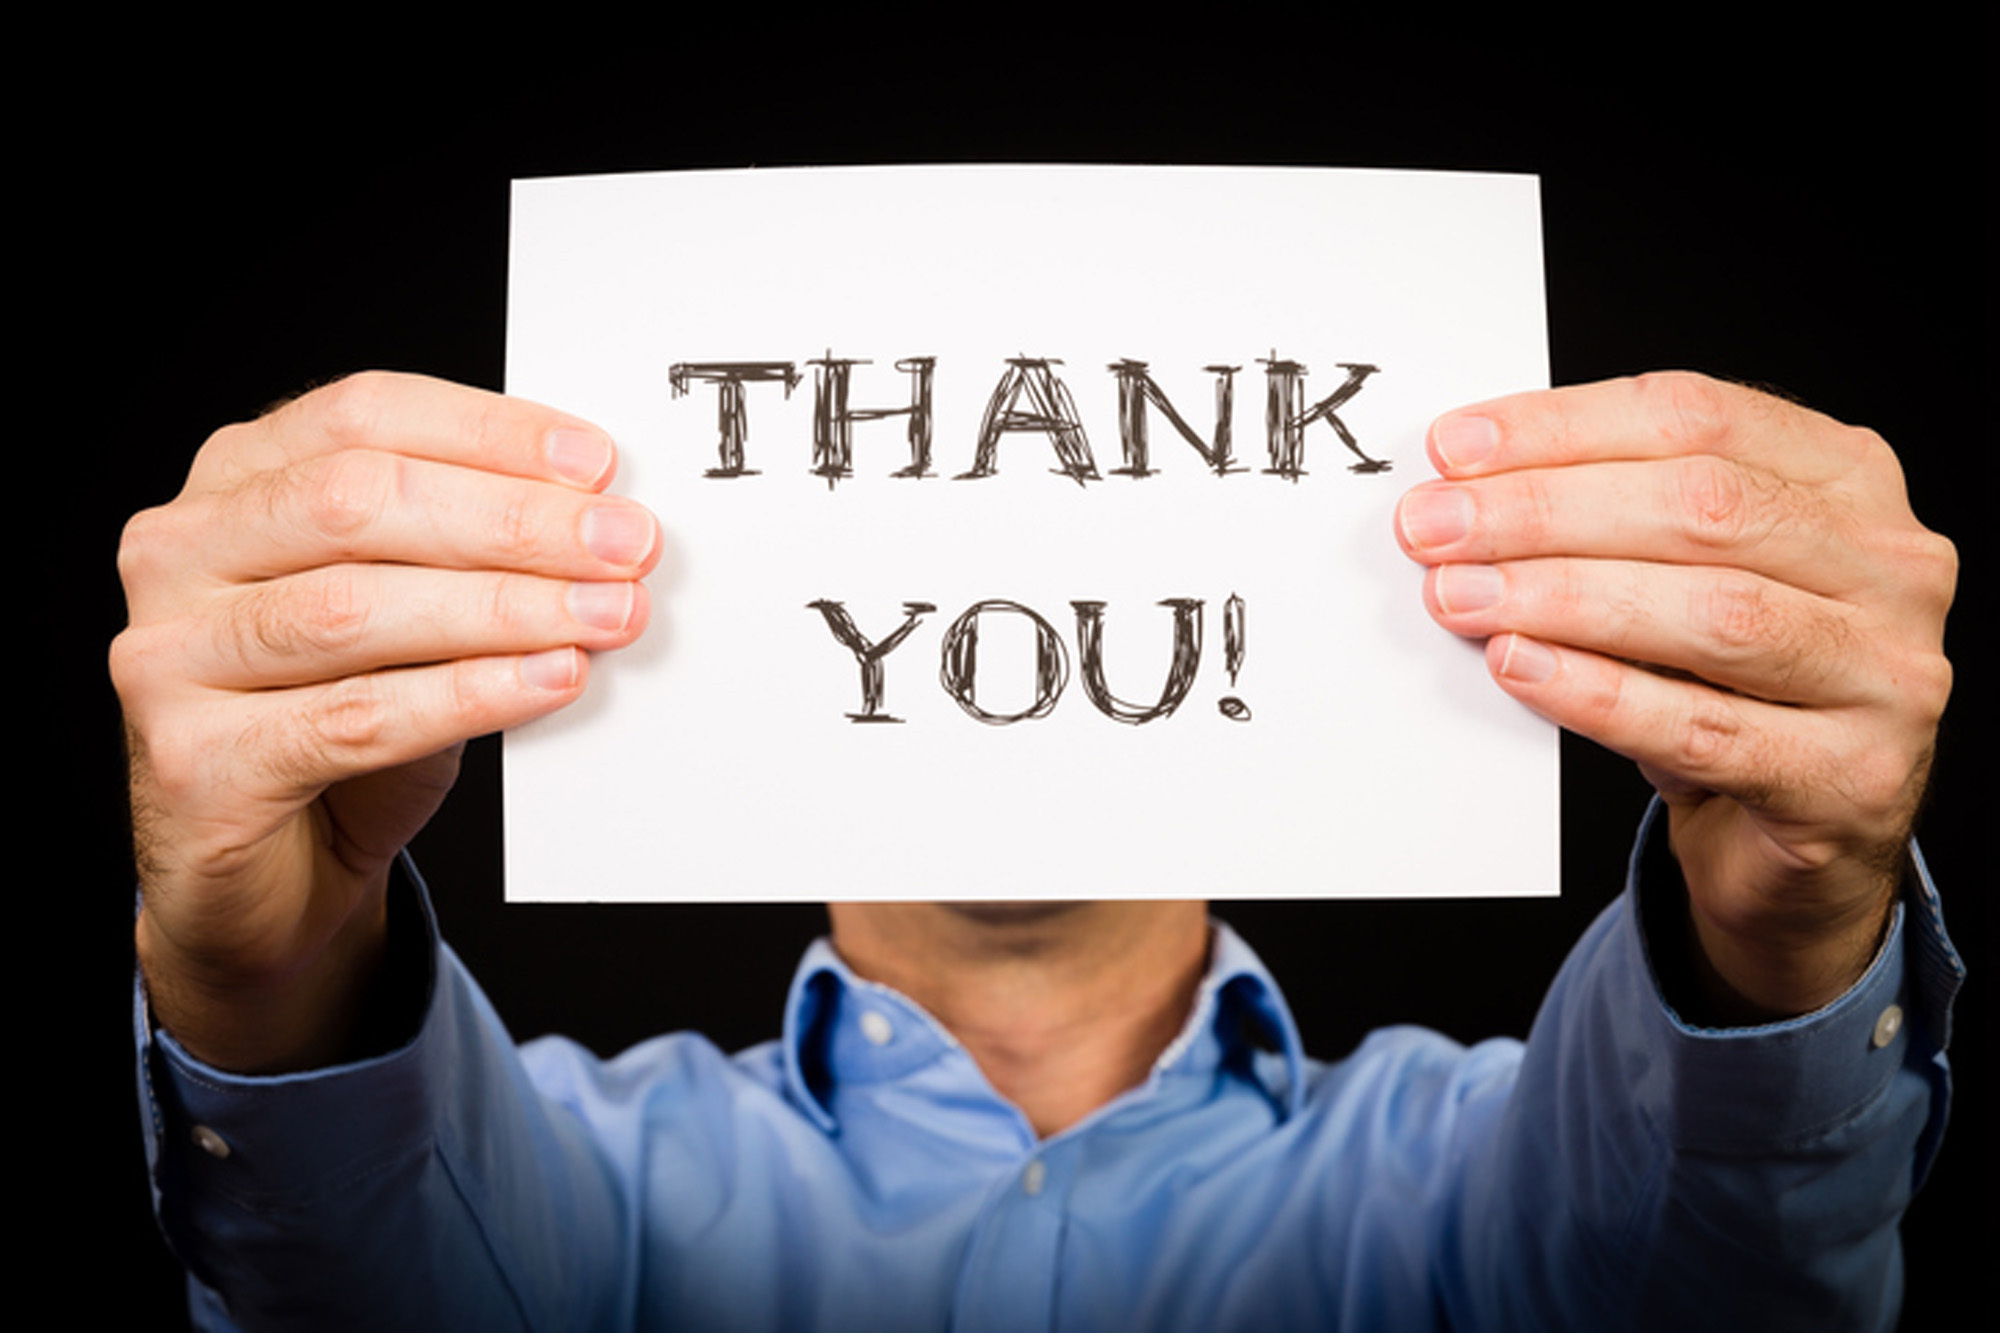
1447, 803, 1955, 1330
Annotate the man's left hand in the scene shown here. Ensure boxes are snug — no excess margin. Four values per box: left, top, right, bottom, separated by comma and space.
1396, 372, 1955, 1019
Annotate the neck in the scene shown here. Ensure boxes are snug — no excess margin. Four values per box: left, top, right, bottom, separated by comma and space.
827, 900, 1210, 1137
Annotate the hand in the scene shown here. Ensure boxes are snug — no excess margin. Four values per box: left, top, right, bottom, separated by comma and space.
113, 373, 659, 1069
1395, 373, 1955, 1018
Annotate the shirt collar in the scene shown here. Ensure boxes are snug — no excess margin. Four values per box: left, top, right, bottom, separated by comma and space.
779, 919, 1307, 1134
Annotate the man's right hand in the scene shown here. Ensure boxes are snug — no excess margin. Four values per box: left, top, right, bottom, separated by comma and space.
113, 373, 659, 1072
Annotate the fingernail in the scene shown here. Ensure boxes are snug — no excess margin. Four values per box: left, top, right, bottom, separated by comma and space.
582, 504, 658, 567
1434, 564, 1504, 615
1397, 487, 1473, 550
1495, 633, 1557, 683
567, 581, 637, 631
548, 428, 614, 488
520, 646, 581, 690
1432, 414, 1499, 472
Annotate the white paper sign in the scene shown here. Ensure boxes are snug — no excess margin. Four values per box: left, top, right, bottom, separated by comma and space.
505, 166, 1555, 903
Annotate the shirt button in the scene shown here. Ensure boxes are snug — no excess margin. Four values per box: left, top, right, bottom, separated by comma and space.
1021, 1159, 1046, 1197
859, 1011, 895, 1046
191, 1125, 231, 1159
1871, 1004, 1903, 1050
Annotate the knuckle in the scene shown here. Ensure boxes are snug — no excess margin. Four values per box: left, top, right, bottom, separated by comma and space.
185, 419, 260, 488
442, 658, 490, 731
1853, 510, 1957, 625
118, 694, 209, 817
1601, 589, 1651, 658
285, 448, 401, 546
489, 490, 540, 561
227, 571, 372, 668
1698, 571, 1771, 657
485, 572, 536, 638
1926, 528, 1960, 587
115, 504, 176, 594
107, 636, 221, 820
1693, 570, 1858, 700
106, 630, 225, 826
106, 626, 161, 710
301, 673, 394, 760
1849, 423, 1899, 473
1924, 653, 1955, 715
1498, 474, 1557, 549
466, 392, 530, 470
1638, 370, 1734, 453
1564, 654, 1631, 737
136, 722, 203, 810
1671, 454, 1753, 548
307, 371, 399, 447
1908, 528, 1959, 612
292, 570, 371, 657
1671, 695, 1749, 779
1841, 423, 1914, 496
1542, 563, 1642, 656
223, 585, 295, 669
1895, 646, 1954, 724
195, 417, 251, 459
432, 657, 518, 748
1530, 561, 1584, 623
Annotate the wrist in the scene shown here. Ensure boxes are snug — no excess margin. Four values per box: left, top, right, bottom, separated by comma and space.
1681, 870, 1899, 1024
136, 872, 391, 1074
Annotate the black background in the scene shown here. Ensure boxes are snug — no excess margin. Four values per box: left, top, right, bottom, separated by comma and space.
75, 17, 1987, 1328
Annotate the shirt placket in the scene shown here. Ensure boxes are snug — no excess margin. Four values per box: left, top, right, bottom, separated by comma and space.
949, 1136, 1078, 1331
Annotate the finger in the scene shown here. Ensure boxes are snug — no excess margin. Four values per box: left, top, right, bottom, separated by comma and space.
176, 566, 650, 691
1424, 371, 1880, 486
140, 649, 593, 815
1394, 455, 1876, 597
1476, 632, 1901, 836
189, 372, 620, 496
134, 448, 660, 593
1423, 558, 1874, 708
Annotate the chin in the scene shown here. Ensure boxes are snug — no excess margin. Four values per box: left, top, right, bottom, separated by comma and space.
943, 901, 1092, 927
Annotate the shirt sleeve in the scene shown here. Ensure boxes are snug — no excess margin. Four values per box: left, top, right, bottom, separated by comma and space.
1436, 798, 1959, 1331
134, 856, 636, 1332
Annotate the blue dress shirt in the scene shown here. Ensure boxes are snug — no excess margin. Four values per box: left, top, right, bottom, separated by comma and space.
137, 804, 1959, 1330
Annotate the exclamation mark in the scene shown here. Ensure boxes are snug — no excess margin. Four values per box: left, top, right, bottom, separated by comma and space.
1218, 593, 1251, 721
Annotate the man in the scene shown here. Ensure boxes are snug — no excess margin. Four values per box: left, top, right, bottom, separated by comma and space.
121, 370, 1956, 1327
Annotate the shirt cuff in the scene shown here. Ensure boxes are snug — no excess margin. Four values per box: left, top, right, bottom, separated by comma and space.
135, 853, 455, 1211
1617, 796, 1958, 1156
